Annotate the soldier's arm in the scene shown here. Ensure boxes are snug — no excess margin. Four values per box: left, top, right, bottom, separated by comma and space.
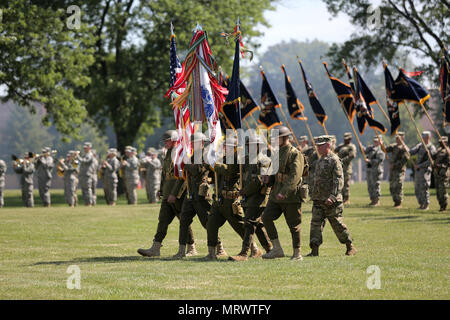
409, 144, 420, 155
370, 150, 385, 166
329, 158, 344, 203
385, 144, 394, 153
279, 152, 304, 197
418, 145, 436, 168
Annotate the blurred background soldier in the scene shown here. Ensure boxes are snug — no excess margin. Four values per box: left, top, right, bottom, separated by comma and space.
91, 149, 99, 206
35, 147, 54, 207
0, 159, 6, 208
138, 130, 194, 258
364, 137, 385, 206
383, 132, 410, 208
102, 148, 120, 206
432, 136, 449, 212
142, 147, 162, 204
261, 126, 305, 261
58, 151, 79, 207
122, 147, 140, 205
409, 131, 436, 210
13, 153, 35, 207
334, 132, 357, 204
308, 135, 356, 257
77, 142, 95, 206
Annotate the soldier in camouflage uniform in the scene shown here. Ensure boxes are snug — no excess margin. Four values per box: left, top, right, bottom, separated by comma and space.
13, 153, 35, 207
409, 131, 437, 210
77, 142, 96, 206
0, 159, 6, 208
334, 132, 357, 204
138, 130, 195, 258
432, 136, 449, 212
91, 150, 99, 206
261, 126, 305, 261
303, 137, 319, 197
364, 137, 385, 206
382, 132, 410, 208
307, 135, 356, 257
229, 135, 273, 261
58, 151, 79, 207
172, 132, 226, 259
121, 147, 140, 205
142, 147, 162, 204
101, 148, 120, 205
35, 147, 54, 207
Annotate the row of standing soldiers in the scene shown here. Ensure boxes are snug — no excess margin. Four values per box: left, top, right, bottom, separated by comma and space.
137, 127, 357, 261
0, 143, 163, 208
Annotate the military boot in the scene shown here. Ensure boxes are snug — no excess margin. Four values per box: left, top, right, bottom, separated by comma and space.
185, 243, 198, 256
394, 201, 402, 208
306, 245, 319, 257
216, 242, 227, 257
172, 245, 186, 259
421, 204, 429, 211
290, 248, 303, 261
204, 246, 217, 260
439, 205, 447, 212
249, 242, 263, 258
371, 198, 380, 206
137, 241, 162, 257
262, 239, 285, 259
228, 244, 249, 261
345, 242, 357, 256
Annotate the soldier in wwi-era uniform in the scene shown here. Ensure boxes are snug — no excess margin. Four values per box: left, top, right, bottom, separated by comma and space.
77, 142, 95, 206
0, 159, 6, 208
307, 135, 356, 257
142, 147, 162, 204
409, 131, 437, 210
229, 135, 273, 261
364, 137, 385, 206
334, 132, 357, 204
433, 136, 449, 212
59, 151, 79, 207
138, 130, 195, 258
35, 147, 54, 207
172, 132, 226, 259
382, 131, 410, 208
261, 126, 305, 261
13, 153, 35, 207
101, 148, 120, 206
121, 147, 140, 205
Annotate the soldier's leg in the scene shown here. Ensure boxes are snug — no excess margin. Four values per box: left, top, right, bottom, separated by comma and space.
153, 199, 177, 243
0, 187, 3, 207
435, 176, 448, 209
221, 200, 246, 240
389, 173, 396, 203
251, 207, 272, 251
366, 170, 374, 200
26, 184, 34, 207
261, 201, 283, 241
342, 172, 350, 202
283, 203, 302, 249
243, 207, 266, 250
414, 170, 422, 206
111, 181, 118, 203
91, 179, 97, 206
206, 203, 227, 247
375, 171, 382, 200
179, 198, 196, 245
309, 203, 326, 248
44, 181, 51, 206
423, 169, 432, 207
103, 184, 109, 205
326, 203, 353, 244
21, 186, 26, 206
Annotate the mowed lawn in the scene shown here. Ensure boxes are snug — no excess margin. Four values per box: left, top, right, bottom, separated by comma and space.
0, 182, 448, 300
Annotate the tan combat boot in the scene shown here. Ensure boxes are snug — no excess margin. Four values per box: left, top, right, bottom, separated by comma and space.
290, 248, 303, 261
421, 204, 429, 211
262, 239, 285, 259
137, 241, 162, 257
439, 205, 447, 212
204, 246, 217, 260
345, 242, 357, 256
216, 242, 227, 257
371, 198, 380, 206
394, 201, 402, 208
172, 244, 186, 259
228, 244, 249, 262
306, 245, 319, 257
249, 242, 263, 258
185, 243, 198, 256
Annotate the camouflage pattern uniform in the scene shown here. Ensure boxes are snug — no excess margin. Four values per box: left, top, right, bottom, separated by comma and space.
77, 143, 96, 206
102, 149, 120, 205
364, 139, 385, 204
142, 148, 162, 203
433, 137, 449, 211
35, 148, 54, 207
60, 152, 79, 207
13, 155, 35, 207
303, 143, 318, 197
309, 136, 355, 256
122, 148, 140, 204
410, 137, 436, 209
385, 132, 410, 206
0, 159, 6, 208
334, 133, 357, 203
91, 151, 99, 206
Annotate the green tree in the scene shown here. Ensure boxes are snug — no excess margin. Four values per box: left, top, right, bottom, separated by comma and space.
0, 0, 96, 139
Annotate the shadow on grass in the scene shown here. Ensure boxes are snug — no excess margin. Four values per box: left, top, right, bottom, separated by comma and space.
359, 214, 450, 224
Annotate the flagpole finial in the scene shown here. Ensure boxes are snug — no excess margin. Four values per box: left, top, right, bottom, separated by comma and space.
170, 21, 174, 35
259, 65, 264, 71
194, 22, 202, 32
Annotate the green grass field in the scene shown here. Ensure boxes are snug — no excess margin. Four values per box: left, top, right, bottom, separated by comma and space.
0, 182, 448, 300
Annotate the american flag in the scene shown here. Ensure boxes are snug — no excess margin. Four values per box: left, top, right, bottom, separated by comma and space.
169, 32, 193, 178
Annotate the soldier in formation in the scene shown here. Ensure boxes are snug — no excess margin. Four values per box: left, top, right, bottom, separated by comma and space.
382, 132, 410, 208
35, 147, 54, 207
101, 148, 121, 206
409, 131, 437, 210
58, 151, 79, 207
0, 159, 6, 208
91, 150, 99, 206
142, 147, 162, 204
433, 136, 449, 212
13, 153, 35, 207
77, 142, 96, 206
308, 135, 356, 257
334, 132, 357, 204
364, 137, 385, 206
121, 147, 140, 205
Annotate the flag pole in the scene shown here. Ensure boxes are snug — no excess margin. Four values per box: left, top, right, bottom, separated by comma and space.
339, 100, 367, 161
403, 101, 434, 165
279, 105, 300, 147
300, 111, 318, 154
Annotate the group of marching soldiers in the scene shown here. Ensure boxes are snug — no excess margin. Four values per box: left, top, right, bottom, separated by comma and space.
0, 142, 163, 208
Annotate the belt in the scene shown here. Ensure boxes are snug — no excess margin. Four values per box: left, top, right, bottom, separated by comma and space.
221, 190, 240, 200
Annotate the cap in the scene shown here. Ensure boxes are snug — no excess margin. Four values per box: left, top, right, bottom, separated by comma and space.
344, 132, 352, 139
162, 130, 178, 141
440, 136, 448, 143
83, 142, 92, 148
299, 135, 308, 142
315, 135, 332, 146
108, 148, 117, 154
422, 131, 431, 137
373, 136, 380, 142
41, 147, 48, 153
191, 132, 207, 142
396, 131, 405, 137
146, 147, 157, 154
